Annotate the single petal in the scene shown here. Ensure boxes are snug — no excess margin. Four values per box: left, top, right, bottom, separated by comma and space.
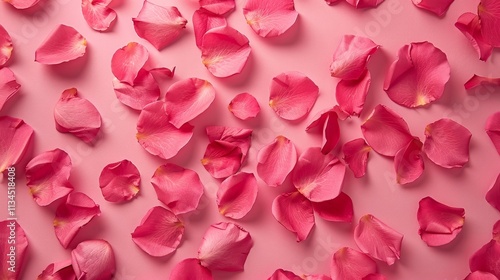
201, 140, 242, 179
330, 35, 379, 80
269, 71, 319, 121
331, 247, 377, 280
151, 163, 204, 215
112, 69, 160, 110
99, 160, 140, 203
342, 138, 371, 178
35, 25, 87, 65
306, 110, 340, 155
81, 0, 117, 31
200, 0, 235, 15
486, 173, 500, 212
228, 92, 261, 120
455, 13, 493, 61
465, 75, 500, 90
243, 0, 298, 37
345, 0, 385, 8
149, 67, 175, 80
312, 192, 354, 222
354, 214, 404, 265
465, 271, 499, 280
133, 1, 187, 50
411, 0, 454, 16
136, 101, 194, 159
54, 88, 102, 144
304, 275, 332, 280
111, 42, 149, 86
0, 25, 13, 67
193, 9, 227, 49
336, 71, 371, 116
205, 126, 253, 162
394, 137, 424, 185
267, 269, 302, 280
470, 240, 500, 278
0, 116, 34, 172
0, 220, 28, 280
272, 192, 315, 242
170, 259, 213, 280
423, 118, 472, 168
363, 274, 387, 280
493, 220, 500, 241
479, 0, 500, 47
131, 206, 184, 257
486, 112, 500, 155
361, 104, 413, 157
71, 240, 116, 280
217, 172, 259, 219
5, 0, 40, 9
26, 149, 73, 206
198, 222, 253, 271
292, 147, 346, 202
38, 260, 76, 280
54, 192, 101, 248
417, 196, 465, 246
0, 68, 21, 111
257, 136, 297, 187
384, 42, 450, 108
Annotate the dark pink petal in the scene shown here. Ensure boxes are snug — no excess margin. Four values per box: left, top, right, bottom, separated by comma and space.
26, 149, 73, 206
465, 271, 499, 280
198, 222, 253, 271
486, 112, 500, 155
0, 68, 21, 111
149, 67, 175, 80
292, 147, 346, 202
272, 192, 315, 242
384, 42, 450, 108
136, 101, 194, 159
417, 196, 465, 246
131, 206, 184, 257
205, 126, 252, 162
363, 274, 387, 280
465, 75, 500, 90
354, 214, 404, 265
99, 160, 140, 203
112, 69, 160, 110
133, 1, 187, 50
71, 240, 115, 280
267, 269, 302, 280
151, 163, 204, 215
229, 92, 261, 120
54, 88, 102, 144
243, 0, 298, 37
330, 35, 379, 80
304, 275, 332, 280
54, 192, 101, 248
164, 78, 215, 128
257, 136, 297, 187
331, 247, 377, 280
202, 140, 242, 179
38, 260, 76, 280
170, 259, 213, 280
0, 116, 34, 173
200, 0, 235, 15
0, 220, 28, 280
343, 138, 371, 178
479, 0, 500, 47
470, 240, 500, 278
361, 104, 413, 157
423, 118, 472, 168
494, 220, 500, 241
336, 71, 371, 116
345, 0, 385, 8
394, 137, 424, 185
5, 0, 40, 9
306, 110, 340, 155
111, 42, 149, 86
201, 26, 251, 78
486, 173, 500, 212
193, 9, 227, 49
312, 192, 353, 222
217, 172, 258, 219
35, 25, 87, 65
269, 71, 319, 121
411, 0, 454, 16
0, 25, 13, 67
455, 13, 493, 61
81, 0, 117, 31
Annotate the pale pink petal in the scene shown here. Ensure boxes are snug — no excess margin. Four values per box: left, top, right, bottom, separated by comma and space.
306, 110, 340, 154
54, 88, 102, 144
131, 206, 184, 257
5, 0, 40, 9
71, 240, 115, 280
486, 173, 500, 212
112, 69, 160, 110
202, 140, 242, 179
111, 42, 149, 86
229, 92, 261, 120
292, 147, 346, 202
470, 240, 500, 278
0, 116, 34, 173
331, 247, 377, 280
384, 42, 450, 108
485, 112, 500, 155
257, 136, 297, 187
54, 192, 101, 248
336, 71, 371, 116
312, 192, 353, 222
193, 9, 227, 49
465, 75, 500, 90
361, 104, 413, 157
394, 137, 424, 185
354, 214, 404, 265
136, 101, 194, 159
205, 126, 253, 162
133, 1, 187, 50
26, 149, 73, 206
81, 0, 117, 31
0, 25, 13, 67
417, 196, 465, 246
217, 172, 259, 219
411, 0, 454, 16
198, 222, 253, 271
0, 220, 28, 280
330, 35, 379, 80
35, 25, 87, 65
269, 71, 319, 120
0, 68, 21, 111
345, 0, 385, 8
423, 118, 472, 168
465, 271, 499, 280
272, 192, 315, 242
243, 0, 298, 37
479, 0, 500, 47
200, 0, 235, 15
494, 220, 500, 241
343, 138, 371, 178
455, 13, 493, 61
99, 160, 140, 203
151, 163, 204, 215
170, 259, 213, 280
38, 260, 76, 280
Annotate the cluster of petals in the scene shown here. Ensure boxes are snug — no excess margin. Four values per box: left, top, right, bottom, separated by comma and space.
99, 159, 141, 203
82, 0, 117, 31
0, 116, 34, 173
243, 0, 299, 37
35, 25, 87, 65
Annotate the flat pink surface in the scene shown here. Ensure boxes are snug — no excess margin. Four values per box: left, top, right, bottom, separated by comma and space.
1, 0, 500, 279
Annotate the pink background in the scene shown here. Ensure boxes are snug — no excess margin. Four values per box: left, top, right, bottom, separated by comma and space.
1, 0, 500, 279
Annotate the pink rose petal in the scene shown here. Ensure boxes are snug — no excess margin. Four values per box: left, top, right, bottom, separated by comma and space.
411, 0, 454, 16
38, 260, 76, 280
111, 42, 149, 86
303, 275, 332, 280
0, 116, 34, 173
35, 25, 87, 65
243, 0, 298, 37
71, 240, 116, 280
465, 75, 500, 90
0, 25, 13, 67
312, 192, 354, 222
268, 269, 302, 280
170, 258, 213, 280
331, 247, 377, 280
5, 0, 40, 9
0, 67, 21, 111
345, 0, 385, 8
149, 67, 175, 80
81, 0, 117, 31
200, 0, 235, 15
330, 35, 379, 80
326, 0, 343, 5
465, 271, 499, 280
485, 112, 500, 155
343, 138, 371, 178
306, 110, 340, 155
479, 0, 500, 47
494, 220, 500, 241
202, 140, 243, 179
193, 9, 227, 49
257, 136, 297, 187
354, 214, 404, 265
470, 240, 500, 278
0, 220, 28, 280
272, 192, 315, 242
336, 71, 371, 116
363, 274, 387, 280
229, 92, 261, 120
206, 126, 253, 162
456, 13, 493, 61
486, 173, 500, 212
112, 69, 160, 110
394, 137, 424, 185
217, 172, 259, 219
99, 160, 140, 203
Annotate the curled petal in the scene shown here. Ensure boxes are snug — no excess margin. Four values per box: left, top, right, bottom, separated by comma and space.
354, 214, 404, 265
485, 112, 500, 155
111, 42, 149, 86
272, 192, 315, 242
206, 126, 252, 162
81, 0, 117, 31
267, 269, 302, 280
149, 67, 175, 80
269, 71, 319, 121
345, 0, 384, 8
479, 0, 500, 47
38, 260, 76, 280
486, 173, 500, 212
202, 140, 242, 179
257, 136, 297, 187
0, 25, 13, 67
35, 25, 87, 65
312, 192, 354, 222
243, 0, 298, 37
336, 71, 371, 116
470, 240, 500, 278
343, 138, 371, 178
331, 247, 377, 280
0, 67, 21, 111
411, 0, 454, 16
71, 240, 116, 280
4, 0, 40, 9
0, 116, 34, 173
170, 258, 213, 280
455, 13, 493, 61
465, 271, 499, 280
394, 137, 424, 185
0, 220, 28, 280
99, 160, 140, 203
217, 172, 259, 219
330, 35, 379, 80
465, 75, 500, 90
112, 69, 160, 110
200, 0, 235, 15
229, 92, 261, 120
306, 110, 340, 155
193, 9, 227, 49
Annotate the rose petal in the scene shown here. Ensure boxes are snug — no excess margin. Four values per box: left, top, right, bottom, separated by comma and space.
361, 104, 413, 157
99, 160, 140, 203
54, 88, 102, 144
243, 0, 298, 37
493, 220, 500, 241
71, 240, 116, 280
149, 67, 175, 80
331, 247, 378, 280
0, 68, 21, 111
455, 13, 493, 61
0, 220, 28, 280
111, 42, 149, 86
170, 259, 213, 280
200, 0, 235, 15
112, 69, 160, 110
470, 240, 500, 278
312, 192, 354, 222
486, 112, 500, 155
411, 0, 454, 16
193, 9, 227, 49
35, 25, 87, 65
363, 274, 387, 280
417, 196, 465, 246
326, 0, 343, 5
304, 275, 332, 280
465, 271, 499, 280
330, 35, 379, 80
384, 42, 450, 108
465, 75, 500, 90
81, 0, 117, 31
394, 137, 424, 185
38, 260, 76, 280
217, 172, 259, 219
205, 126, 253, 162
354, 214, 404, 265
306, 110, 340, 155
268, 269, 302, 280
151, 163, 204, 215
486, 173, 500, 212
26, 149, 73, 206
54, 192, 101, 248
269, 71, 319, 121
133, 1, 187, 50
229, 92, 261, 120
343, 138, 371, 178
0, 25, 13, 67
478, 0, 500, 47
336, 71, 371, 116
272, 192, 315, 242
136, 101, 194, 159
257, 136, 297, 187
198, 222, 253, 271
345, 0, 385, 8
0, 116, 34, 173
5, 0, 40, 9
201, 140, 243, 179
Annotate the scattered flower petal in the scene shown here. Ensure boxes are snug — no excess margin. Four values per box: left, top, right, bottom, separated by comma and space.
411, 0, 454, 16
330, 35, 379, 80
38, 260, 76, 280
149, 67, 175, 80
0, 67, 21, 111
111, 42, 149, 86
112, 69, 160, 110
206, 126, 253, 162
465, 75, 500, 90
331, 247, 377, 280
257, 136, 297, 187
306, 110, 340, 155
485, 112, 500, 155
394, 137, 424, 185
193, 9, 227, 49
469, 239, 500, 278
243, 0, 298, 37
5, 0, 40, 9
229, 92, 261, 120
455, 13, 493, 61
465, 271, 499, 280
202, 140, 242, 179
343, 138, 371, 178
71, 240, 116, 280
493, 220, 500, 241
0, 25, 13, 67
35, 25, 87, 65
217, 172, 259, 219
345, 0, 385, 8
99, 160, 140, 203
486, 173, 500, 212
170, 258, 213, 280
267, 269, 302, 280
0, 116, 34, 172
81, 0, 117, 31
200, 0, 235, 15
272, 192, 315, 242
478, 0, 500, 47
0, 220, 28, 280
363, 274, 387, 280
336, 71, 371, 116
312, 192, 354, 222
